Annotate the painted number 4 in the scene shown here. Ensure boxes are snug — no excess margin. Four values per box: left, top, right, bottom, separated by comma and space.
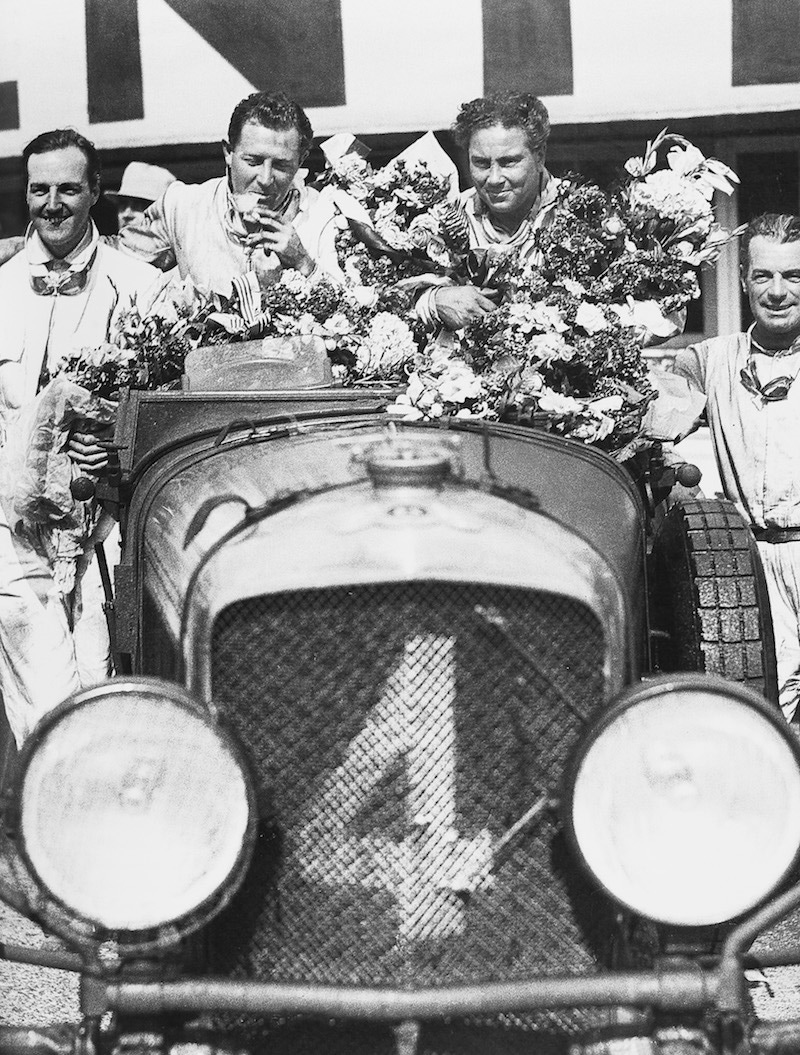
295, 635, 494, 941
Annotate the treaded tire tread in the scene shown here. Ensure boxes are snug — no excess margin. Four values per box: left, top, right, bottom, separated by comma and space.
650, 497, 778, 702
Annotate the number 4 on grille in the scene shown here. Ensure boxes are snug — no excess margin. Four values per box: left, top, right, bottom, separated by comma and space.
295, 635, 494, 942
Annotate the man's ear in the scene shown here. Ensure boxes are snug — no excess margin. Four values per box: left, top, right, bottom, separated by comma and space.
222, 139, 232, 166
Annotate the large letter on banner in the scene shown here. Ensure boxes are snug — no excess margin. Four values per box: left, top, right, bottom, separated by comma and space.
86, 0, 144, 123
0, 83, 19, 132
482, 0, 573, 97
163, 0, 345, 108
733, 0, 800, 86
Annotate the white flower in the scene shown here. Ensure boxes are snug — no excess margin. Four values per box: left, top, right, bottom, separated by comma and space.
666, 144, 706, 178
527, 332, 573, 365
611, 298, 681, 339
350, 283, 379, 308
374, 213, 412, 251
672, 240, 697, 261
506, 302, 540, 334
624, 153, 657, 178
588, 395, 624, 414
331, 154, 373, 199
518, 366, 545, 393
699, 158, 740, 196
575, 301, 609, 334
571, 413, 615, 443
537, 389, 583, 415
559, 277, 587, 297
438, 363, 482, 404
530, 301, 568, 332
357, 312, 417, 375
408, 213, 439, 248
155, 299, 179, 326
291, 312, 323, 337
386, 397, 424, 421
601, 215, 625, 238
405, 372, 427, 403
506, 300, 566, 335
322, 312, 354, 336
279, 269, 313, 296
629, 169, 712, 220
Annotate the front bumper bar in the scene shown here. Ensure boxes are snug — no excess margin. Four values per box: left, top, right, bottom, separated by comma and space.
95, 969, 716, 1019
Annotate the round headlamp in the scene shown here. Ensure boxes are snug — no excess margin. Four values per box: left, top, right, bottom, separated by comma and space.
18, 679, 255, 945
565, 676, 800, 926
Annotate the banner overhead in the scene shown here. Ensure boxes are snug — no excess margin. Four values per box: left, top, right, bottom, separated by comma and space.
0, 0, 798, 158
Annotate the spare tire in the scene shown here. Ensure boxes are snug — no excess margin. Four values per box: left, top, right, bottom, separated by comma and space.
649, 497, 778, 703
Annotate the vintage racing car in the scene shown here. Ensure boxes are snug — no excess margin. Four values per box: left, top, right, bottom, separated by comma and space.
0, 366, 798, 1055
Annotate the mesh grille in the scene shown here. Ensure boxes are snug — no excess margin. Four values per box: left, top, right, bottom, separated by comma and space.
207, 581, 612, 1051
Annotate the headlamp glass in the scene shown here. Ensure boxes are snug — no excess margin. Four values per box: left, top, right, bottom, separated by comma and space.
19, 680, 253, 935
568, 678, 800, 926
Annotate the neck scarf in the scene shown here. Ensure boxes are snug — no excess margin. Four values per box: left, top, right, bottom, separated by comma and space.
26, 222, 99, 297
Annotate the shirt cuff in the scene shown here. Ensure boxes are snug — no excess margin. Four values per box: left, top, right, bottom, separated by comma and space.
415, 287, 442, 326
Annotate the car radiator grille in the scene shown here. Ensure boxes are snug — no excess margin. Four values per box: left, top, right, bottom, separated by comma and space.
206, 580, 613, 1053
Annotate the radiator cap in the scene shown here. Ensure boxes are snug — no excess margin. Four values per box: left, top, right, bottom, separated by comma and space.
364, 436, 453, 489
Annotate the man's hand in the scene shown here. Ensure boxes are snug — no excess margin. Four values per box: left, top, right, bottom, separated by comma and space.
67, 432, 110, 475
434, 285, 500, 330
246, 211, 314, 275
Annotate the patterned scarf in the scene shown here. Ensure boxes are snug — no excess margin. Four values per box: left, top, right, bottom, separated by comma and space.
26, 222, 99, 297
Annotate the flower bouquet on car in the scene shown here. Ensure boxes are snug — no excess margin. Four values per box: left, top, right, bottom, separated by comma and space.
386, 131, 742, 457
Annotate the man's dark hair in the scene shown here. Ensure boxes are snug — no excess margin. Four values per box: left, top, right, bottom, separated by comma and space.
741, 213, 800, 268
452, 92, 550, 155
227, 91, 314, 157
23, 128, 101, 188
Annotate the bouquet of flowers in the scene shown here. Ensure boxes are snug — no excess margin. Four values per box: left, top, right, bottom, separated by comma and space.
255, 268, 426, 382
386, 131, 742, 457
621, 129, 743, 266
318, 132, 464, 287
390, 262, 656, 452
54, 279, 252, 398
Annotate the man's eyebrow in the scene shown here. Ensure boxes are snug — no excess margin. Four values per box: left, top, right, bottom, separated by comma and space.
470, 153, 524, 163
29, 180, 84, 189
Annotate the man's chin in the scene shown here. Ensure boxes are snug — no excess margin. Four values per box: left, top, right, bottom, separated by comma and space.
35, 221, 80, 256
754, 314, 800, 345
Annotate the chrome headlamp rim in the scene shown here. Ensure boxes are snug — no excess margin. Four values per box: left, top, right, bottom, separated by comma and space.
562, 673, 800, 927
15, 677, 257, 956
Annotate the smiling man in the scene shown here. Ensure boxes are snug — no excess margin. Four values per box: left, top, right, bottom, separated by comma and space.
673, 213, 800, 723
119, 91, 343, 296
416, 92, 563, 331
0, 128, 159, 746
0, 129, 159, 406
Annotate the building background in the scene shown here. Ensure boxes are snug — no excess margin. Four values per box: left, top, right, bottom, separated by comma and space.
1, 0, 798, 348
